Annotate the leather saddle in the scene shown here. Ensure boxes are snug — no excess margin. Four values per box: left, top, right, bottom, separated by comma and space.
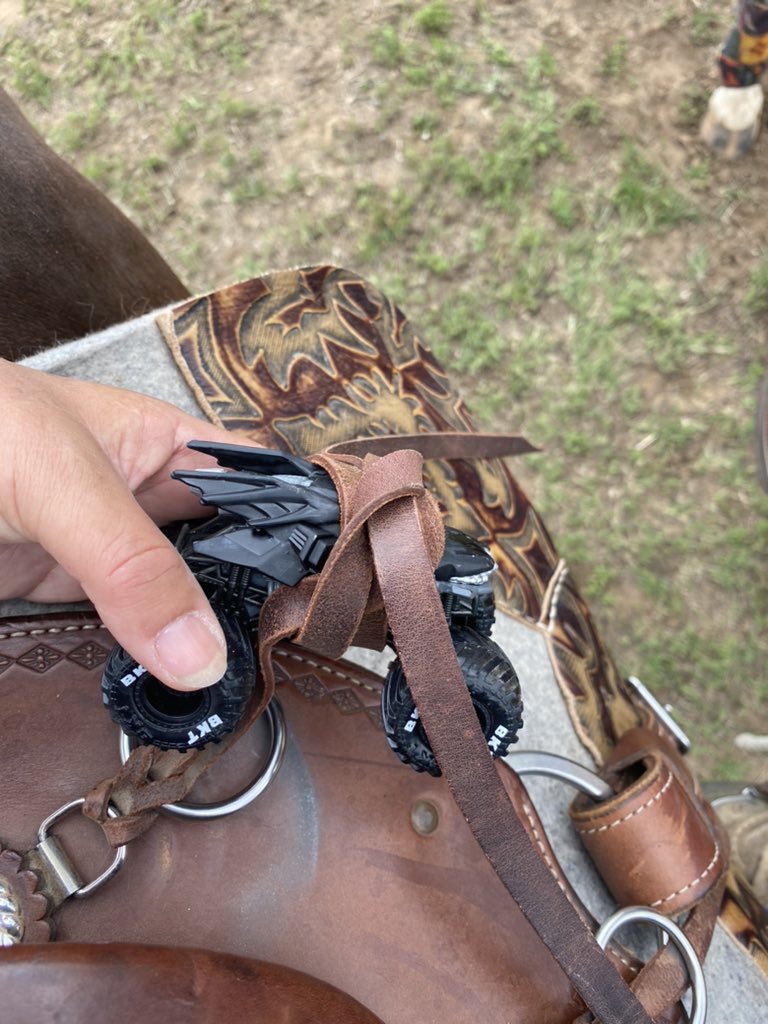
1, 267, 765, 1023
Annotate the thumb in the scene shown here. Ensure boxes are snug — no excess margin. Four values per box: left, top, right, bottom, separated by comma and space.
24, 447, 228, 692
82, 517, 229, 693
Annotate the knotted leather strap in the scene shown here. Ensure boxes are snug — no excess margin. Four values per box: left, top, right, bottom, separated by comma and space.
253, 446, 654, 1024
86, 439, 655, 1024
84, 435, 530, 843
83, 740, 238, 845
83, 445, 440, 841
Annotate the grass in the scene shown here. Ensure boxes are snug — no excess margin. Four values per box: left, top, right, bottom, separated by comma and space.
600, 39, 628, 79
745, 252, 768, 316
613, 144, 699, 230
690, 0, 725, 47
2, 0, 766, 780
414, 0, 454, 36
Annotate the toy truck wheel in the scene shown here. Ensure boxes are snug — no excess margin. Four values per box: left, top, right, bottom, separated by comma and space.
381, 627, 523, 777
101, 607, 256, 751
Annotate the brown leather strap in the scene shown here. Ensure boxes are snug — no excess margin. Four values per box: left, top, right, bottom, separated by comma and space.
83, 738, 237, 845
83, 436, 521, 844
571, 727, 729, 1019
86, 441, 653, 1021
257, 447, 653, 1024
570, 728, 726, 916
629, 879, 726, 1020
361, 491, 651, 1024
326, 431, 539, 460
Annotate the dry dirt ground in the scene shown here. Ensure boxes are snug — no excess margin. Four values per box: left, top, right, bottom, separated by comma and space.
1, 0, 767, 780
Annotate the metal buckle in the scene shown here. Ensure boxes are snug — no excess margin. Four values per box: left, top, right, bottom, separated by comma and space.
119, 698, 286, 820
596, 905, 707, 1024
37, 798, 126, 899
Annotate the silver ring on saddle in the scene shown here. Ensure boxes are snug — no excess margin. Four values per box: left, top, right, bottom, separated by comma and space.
118, 698, 287, 820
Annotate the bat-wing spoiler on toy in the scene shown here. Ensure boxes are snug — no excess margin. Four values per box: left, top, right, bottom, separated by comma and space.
173, 441, 340, 530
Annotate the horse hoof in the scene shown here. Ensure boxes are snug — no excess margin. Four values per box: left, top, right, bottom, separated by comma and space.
700, 84, 763, 159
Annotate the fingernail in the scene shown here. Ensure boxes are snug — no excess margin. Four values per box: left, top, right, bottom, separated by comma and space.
153, 612, 228, 690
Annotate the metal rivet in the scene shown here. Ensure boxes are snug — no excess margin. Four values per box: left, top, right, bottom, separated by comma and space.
410, 800, 440, 836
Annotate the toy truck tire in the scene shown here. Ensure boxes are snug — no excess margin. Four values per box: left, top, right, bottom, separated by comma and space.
381, 627, 523, 777
101, 607, 256, 750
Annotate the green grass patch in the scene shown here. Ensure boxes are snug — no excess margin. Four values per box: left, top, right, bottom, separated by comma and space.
548, 185, 580, 229
600, 39, 628, 79
417, 106, 565, 214
613, 144, 699, 230
690, 0, 724, 47
355, 184, 419, 261
414, 0, 454, 36
744, 251, 768, 316
567, 96, 605, 126
677, 83, 710, 129
1, 39, 53, 105
49, 106, 104, 153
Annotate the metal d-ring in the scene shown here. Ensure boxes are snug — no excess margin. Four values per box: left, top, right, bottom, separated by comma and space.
37, 798, 126, 899
119, 699, 286, 821
596, 906, 707, 1024
502, 750, 614, 801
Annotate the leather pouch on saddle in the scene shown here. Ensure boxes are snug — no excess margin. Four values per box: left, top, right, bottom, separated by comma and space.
1, 267, 765, 1023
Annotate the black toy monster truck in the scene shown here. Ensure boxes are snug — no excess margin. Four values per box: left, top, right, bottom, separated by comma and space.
101, 442, 523, 776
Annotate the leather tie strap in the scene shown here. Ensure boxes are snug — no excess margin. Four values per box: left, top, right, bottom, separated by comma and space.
262, 445, 654, 1023
325, 431, 539, 460
84, 436, 681, 1022
85, 435, 522, 843
366, 497, 653, 1023
83, 730, 245, 846
630, 878, 726, 1019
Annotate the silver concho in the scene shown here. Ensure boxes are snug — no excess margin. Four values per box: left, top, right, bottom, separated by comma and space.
0, 878, 23, 945
0, 848, 50, 945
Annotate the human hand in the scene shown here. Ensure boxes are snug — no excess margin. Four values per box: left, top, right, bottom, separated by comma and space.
0, 359, 235, 691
